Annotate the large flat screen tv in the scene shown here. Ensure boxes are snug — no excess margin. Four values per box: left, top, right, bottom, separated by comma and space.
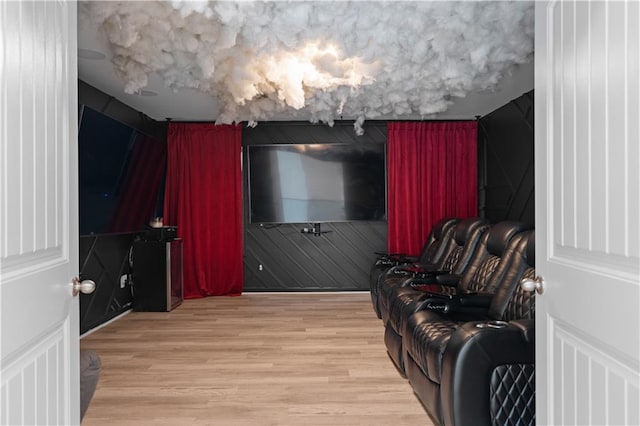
248, 143, 386, 224
78, 106, 166, 235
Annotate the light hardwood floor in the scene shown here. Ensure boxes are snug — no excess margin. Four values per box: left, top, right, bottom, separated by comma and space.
80, 292, 434, 426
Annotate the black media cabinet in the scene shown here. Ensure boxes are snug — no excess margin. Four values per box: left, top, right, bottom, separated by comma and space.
132, 238, 183, 311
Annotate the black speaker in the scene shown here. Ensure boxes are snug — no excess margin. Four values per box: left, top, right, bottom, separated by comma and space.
141, 226, 177, 242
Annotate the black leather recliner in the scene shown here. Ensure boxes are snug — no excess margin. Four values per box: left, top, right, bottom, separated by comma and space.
377, 218, 490, 324
369, 217, 459, 319
403, 231, 536, 425
384, 222, 531, 374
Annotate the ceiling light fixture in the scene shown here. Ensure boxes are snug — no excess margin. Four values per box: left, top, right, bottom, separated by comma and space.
250, 43, 376, 110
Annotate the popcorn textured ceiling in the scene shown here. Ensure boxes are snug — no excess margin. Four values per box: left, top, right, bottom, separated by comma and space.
79, 1, 534, 133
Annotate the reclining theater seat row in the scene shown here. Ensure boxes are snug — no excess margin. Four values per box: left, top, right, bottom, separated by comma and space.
383, 221, 532, 374
379, 218, 492, 326
376, 218, 491, 324
369, 217, 460, 319
403, 230, 536, 426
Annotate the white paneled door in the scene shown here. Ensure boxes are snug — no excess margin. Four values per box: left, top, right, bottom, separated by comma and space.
0, 2, 80, 425
536, 1, 640, 424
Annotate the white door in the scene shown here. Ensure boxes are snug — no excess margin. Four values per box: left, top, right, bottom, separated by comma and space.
535, 1, 640, 424
0, 1, 80, 425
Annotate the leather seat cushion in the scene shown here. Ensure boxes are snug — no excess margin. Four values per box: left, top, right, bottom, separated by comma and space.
405, 311, 460, 384
388, 288, 423, 334
378, 275, 412, 316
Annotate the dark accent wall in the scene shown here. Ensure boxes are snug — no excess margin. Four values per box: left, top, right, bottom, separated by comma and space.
79, 233, 136, 334
478, 90, 534, 226
78, 80, 167, 334
79, 80, 167, 141
243, 121, 387, 291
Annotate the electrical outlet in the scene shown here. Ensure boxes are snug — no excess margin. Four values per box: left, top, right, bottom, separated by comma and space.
120, 274, 127, 288
258, 264, 263, 271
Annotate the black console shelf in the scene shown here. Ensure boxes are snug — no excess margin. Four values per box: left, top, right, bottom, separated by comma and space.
132, 238, 183, 312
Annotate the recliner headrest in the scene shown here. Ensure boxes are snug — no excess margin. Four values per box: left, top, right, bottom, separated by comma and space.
486, 221, 533, 256
432, 217, 459, 239
453, 218, 489, 245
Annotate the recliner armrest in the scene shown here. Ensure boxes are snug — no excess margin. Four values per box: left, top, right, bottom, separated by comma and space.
375, 251, 405, 258
375, 258, 396, 266
391, 256, 419, 265
509, 319, 535, 343
413, 292, 455, 312
402, 265, 429, 274
394, 262, 446, 276
400, 276, 440, 291
413, 293, 492, 316
440, 320, 536, 426
375, 252, 414, 265
435, 273, 460, 287
458, 292, 493, 308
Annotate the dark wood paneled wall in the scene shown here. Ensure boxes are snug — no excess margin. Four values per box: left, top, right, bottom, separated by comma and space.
243, 121, 387, 291
78, 81, 167, 334
79, 233, 136, 334
478, 90, 535, 226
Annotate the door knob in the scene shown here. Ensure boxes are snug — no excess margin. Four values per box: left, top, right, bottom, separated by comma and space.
72, 277, 96, 296
520, 275, 544, 295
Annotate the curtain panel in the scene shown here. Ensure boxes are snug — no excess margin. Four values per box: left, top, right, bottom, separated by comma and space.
107, 135, 167, 233
387, 121, 478, 256
164, 123, 243, 298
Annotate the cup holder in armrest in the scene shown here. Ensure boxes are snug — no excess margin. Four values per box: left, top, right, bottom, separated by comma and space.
475, 320, 509, 329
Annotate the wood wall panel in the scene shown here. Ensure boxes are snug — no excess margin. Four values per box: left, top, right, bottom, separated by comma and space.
478, 90, 535, 225
551, 318, 639, 425
79, 234, 136, 334
549, 0, 639, 278
244, 221, 387, 291
1, 326, 67, 425
1, 0, 67, 277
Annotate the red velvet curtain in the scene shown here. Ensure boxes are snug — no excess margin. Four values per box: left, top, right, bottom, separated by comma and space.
107, 135, 166, 233
387, 121, 478, 256
164, 123, 243, 298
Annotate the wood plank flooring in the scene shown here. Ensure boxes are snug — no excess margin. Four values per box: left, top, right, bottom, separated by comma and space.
80, 293, 433, 426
